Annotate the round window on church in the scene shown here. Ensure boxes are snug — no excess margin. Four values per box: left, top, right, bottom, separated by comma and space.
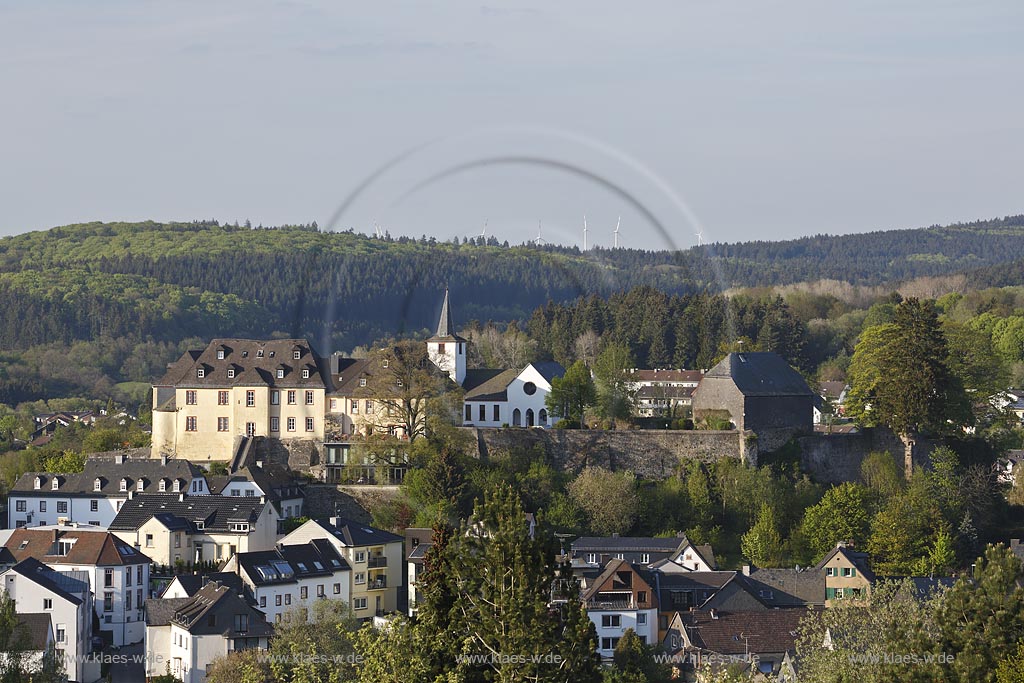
523, 381, 536, 396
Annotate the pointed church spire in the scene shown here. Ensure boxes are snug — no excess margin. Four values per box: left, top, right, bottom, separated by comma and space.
436, 288, 455, 338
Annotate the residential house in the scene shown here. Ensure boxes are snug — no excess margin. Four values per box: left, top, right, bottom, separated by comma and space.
221, 540, 351, 624
206, 438, 306, 521
1, 558, 95, 682
405, 527, 434, 617
109, 494, 279, 567
581, 558, 659, 658
649, 571, 737, 640
814, 381, 849, 424
570, 535, 716, 572
691, 352, 815, 435
147, 581, 272, 683
151, 338, 330, 461
665, 608, 809, 679
4, 525, 152, 646
280, 517, 404, 617
816, 543, 874, 603
7, 452, 209, 529
625, 369, 703, 418
740, 565, 826, 609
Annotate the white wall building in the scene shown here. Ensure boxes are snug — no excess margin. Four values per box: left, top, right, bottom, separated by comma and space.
1, 558, 96, 682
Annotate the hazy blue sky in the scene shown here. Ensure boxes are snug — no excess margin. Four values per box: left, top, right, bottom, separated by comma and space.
1, 1, 1022, 250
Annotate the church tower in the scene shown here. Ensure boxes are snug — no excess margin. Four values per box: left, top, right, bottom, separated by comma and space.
426, 288, 467, 386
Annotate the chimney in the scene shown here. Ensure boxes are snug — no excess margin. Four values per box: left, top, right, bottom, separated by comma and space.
161, 454, 169, 466
611, 532, 620, 538
178, 493, 185, 502
260, 495, 266, 505
255, 460, 264, 469
742, 565, 751, 576
115, 453, 125, 465
330, 516, 341, 527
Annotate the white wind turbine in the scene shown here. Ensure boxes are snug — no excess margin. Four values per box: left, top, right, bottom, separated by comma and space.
696, 228, 704, 246
374, 223, 384, 239
613, 216, 621, 249
480, 219, 488, 239
583, 214, 588, 251
534, 221, 547, 245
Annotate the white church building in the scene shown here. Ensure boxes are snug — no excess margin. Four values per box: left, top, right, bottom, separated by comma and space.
426, 291, 565, 428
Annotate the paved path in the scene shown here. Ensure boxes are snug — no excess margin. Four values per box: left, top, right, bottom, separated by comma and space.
109, 642, 145, 683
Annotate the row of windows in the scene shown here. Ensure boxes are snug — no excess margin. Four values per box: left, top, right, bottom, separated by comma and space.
187, 389, 318, 406
185, 417, 317, 433
17, 500, 105, 513
825, 566, 857, 578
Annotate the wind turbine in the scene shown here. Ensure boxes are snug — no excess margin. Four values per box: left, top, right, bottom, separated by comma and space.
535, 221, 547, 246
583, 214, 588, 251
374, 223, 384, 239
696, 228, 704, 246
480, 219, 488, 239
613, 216, 621, 249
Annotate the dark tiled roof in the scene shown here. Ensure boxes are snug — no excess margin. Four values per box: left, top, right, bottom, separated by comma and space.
145, 597, 192, 626
329, 357, 375, 396
156, 338, 328, 390
311, 518, 403, 546
161, 572, 245, 598
463, 368, 518, 401
172, 582, 273, 637
815, 545, 876, 582
636, 385, 695, 400
627, 369, 703, 383
12, 456, 205, 497
742, 568, 825, 606
702, 352, 814, 397
572, 536, 685, 553
530, 362, 566, 384
14, 613, 52, 650
236, 541, 349, 586
5, 528, 151, 566
818, 381, 849, 400
581, 558, 654, 602
109, 494, 266, 533
683, 609, 810, 656
8, 558, 87, 605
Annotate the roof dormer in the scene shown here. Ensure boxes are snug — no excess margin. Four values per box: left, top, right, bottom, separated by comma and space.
197, 366, 206, 379
120, 477, 130, 492
227, 365, 237, 379
93, 478, 102, 492
302, 367, 310, 379
216, 344, 230, 360
51, 477, 59, 491
137, 478, 145, 492
277, 364, 287, 379
159, 478, 169, 492
292, 345, 303, 360
34, 476, 42, 490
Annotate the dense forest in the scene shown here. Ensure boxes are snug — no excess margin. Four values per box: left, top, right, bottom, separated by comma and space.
0, 216, 1023, 411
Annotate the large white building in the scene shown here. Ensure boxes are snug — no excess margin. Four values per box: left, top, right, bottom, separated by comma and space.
3, 525, 152, 646
7, 453, 209, 529
221, 540, 351, 624
1, 558, 96, 682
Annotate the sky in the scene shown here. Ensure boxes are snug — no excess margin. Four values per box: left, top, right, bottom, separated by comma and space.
0, 1, 1022, 251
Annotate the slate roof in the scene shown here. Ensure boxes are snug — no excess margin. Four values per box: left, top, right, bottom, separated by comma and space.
172, 581, 274, 638
12, 455, 205, 497
702, 352, 814, 397
236, 540, 349, 586
463, 368, 519, 401
682, 609, 810, 656
161, 572, 246, 598
109, 494, 266, 533
528, 361, 566, 384
426, 289, 467, 343
145, 597, 192, 626
627, 369, 703, 383
156, 338, 329, 390
818, 381, 849, 401
14, 613, 53, 651
742, 567, 825, 607
329, 357, 375, 396
636, 385, 695, 400
6, 558, 87, 605
815, 545, 876, 583
572, 536, 686, 553
308, 518, 404, 547
5, 528, 151, 566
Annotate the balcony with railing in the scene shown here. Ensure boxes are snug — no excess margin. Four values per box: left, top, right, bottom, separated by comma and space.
367, 555, 388, 568
585, 591, 648, 611
367, 577, 388, 591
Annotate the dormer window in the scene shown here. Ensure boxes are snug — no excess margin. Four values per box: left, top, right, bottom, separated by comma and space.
119, 478, 128, 492
277, 367, 285, 379
293, 349, 302, 360
195, 521, 204, 530
242, 350, 249, 358
51, 478, 59, 491
173, 480, 181, 493
197, 367, 205, 378
217, 348, 225, 360
159, 479, 167, 492
382, 359, 389, 368
302, 368, 310, 379
137, 479, 144, 491
34, 477, 42, 490
93, 478, 102, 491
359, 378, 367, 387
257, 349, 264, 358
227, 367, 236, 379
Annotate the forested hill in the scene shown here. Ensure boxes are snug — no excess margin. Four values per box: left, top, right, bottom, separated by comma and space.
0, 215, 1023, 354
